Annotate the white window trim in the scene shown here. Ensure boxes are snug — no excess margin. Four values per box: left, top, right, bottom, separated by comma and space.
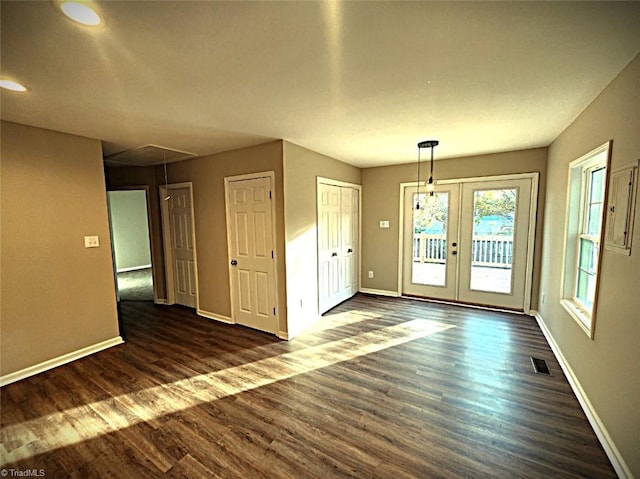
560, 141, 611, 339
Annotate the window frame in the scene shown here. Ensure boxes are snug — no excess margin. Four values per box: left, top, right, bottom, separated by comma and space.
560, 141, 611, 339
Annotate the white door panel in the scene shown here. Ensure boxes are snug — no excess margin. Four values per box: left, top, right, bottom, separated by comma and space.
169, 187, 197, 308
458, 178, 532, 309
403, 184, 460, 300
318, 183, 359, 314
227, 176, 277, 333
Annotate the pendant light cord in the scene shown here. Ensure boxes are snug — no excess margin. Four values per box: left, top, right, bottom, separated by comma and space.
416, 147, 422, 210
429, 145, 434, 180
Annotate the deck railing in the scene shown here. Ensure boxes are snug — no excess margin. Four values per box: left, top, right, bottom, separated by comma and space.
413, 233, 513, 267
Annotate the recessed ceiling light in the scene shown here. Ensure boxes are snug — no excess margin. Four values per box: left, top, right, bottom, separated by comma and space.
59, 1, 102, 26
0, 79, 27, 92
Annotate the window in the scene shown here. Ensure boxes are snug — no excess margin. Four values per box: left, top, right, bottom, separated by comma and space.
561, 142, 611, 338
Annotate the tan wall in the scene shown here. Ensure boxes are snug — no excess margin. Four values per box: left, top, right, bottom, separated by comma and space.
0, 121, 120, 376
538, 54, 640, 476
282, 141, 362, 336
361, 148, 548, 309
166, 141, 287, 332
106, 165, 167, 299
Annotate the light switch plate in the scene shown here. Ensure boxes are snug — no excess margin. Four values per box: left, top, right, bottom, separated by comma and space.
379, 220, 390, 229
84, 235, 100, 248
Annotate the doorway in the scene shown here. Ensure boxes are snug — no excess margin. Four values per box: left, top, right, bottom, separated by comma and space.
107, 188, 155, 302
225, 172, 278, 334
401, 174, 538, 311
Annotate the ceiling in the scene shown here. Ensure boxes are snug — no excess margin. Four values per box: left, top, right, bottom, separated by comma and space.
1, 1, 639, 168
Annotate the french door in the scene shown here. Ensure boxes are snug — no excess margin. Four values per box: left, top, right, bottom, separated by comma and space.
402, 175, 535, 310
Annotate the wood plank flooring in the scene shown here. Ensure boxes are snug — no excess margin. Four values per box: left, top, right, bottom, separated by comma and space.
0, 294, 617, 478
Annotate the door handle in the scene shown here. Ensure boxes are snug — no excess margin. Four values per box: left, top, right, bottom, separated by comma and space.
230, 259, 238, 266
451, 251, 457, 255
452, 242, 457, 247
332, 252, 338, 257
347, 248, 353, 253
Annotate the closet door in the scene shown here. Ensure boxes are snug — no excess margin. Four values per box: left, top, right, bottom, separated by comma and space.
318, 183, 359, 314
318, 184, 341, 313
340, 187, 359, 301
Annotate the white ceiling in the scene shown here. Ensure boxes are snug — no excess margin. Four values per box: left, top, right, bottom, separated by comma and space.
2, 1, 639, 167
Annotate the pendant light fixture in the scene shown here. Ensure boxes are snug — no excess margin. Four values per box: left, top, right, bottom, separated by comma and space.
415, 139, 439, 210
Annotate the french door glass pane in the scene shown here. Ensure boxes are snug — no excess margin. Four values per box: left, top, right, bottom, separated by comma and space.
412, 192, 448, 286
469, 188, 517, 294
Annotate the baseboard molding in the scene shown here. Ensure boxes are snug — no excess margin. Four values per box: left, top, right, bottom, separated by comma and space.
116, 264, 152, 273
0, 336, 124, 387
197, 309, 234, 324
534, 312, 632, 479
154, 298, 169, 305
359, 288, 400, 297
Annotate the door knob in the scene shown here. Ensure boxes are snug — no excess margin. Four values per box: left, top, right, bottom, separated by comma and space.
452, 242, 457, 247
451, 251, 457, 255
230, 259, 238, 266
347, 248, 353, 253
331, 252, 338, 257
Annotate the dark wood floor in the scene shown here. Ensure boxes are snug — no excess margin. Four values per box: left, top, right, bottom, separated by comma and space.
1, 294, 616, 478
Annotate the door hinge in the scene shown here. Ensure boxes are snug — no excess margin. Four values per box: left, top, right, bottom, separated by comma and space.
269, 191, 272, 199
273, 307, 276, 315
271, 250, 274, 259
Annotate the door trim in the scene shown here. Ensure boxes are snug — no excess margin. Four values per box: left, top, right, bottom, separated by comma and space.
159, 182, 200, 309
317, 177, 363, 308
224, 171, 280, 333
398, 172, 538, 313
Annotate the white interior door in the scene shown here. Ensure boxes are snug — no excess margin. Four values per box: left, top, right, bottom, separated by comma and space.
403, 184, 460, 300
318, 182, 359, 314
227, 176, 277, 333
402, 176, 535, 311
168, 187, 197, 308
340, 187, 359, 300
318, 184, 342, 313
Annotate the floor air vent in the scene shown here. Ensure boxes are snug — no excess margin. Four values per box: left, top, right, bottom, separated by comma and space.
530, 357, 551, 375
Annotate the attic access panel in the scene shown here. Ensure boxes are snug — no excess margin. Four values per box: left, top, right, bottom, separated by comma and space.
104, 144, 197, 167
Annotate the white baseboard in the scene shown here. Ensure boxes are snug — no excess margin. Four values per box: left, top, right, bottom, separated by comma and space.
197, 309, 234, 324
116, 264, 152, 273
534, 312, 632, 479
0, 336, 124, 387
359, 288, 400, 297
154, 298, 169, 305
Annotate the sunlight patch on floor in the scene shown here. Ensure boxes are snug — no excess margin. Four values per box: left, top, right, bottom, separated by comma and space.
303, 310, 382, 334
1, 319, 454, 464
